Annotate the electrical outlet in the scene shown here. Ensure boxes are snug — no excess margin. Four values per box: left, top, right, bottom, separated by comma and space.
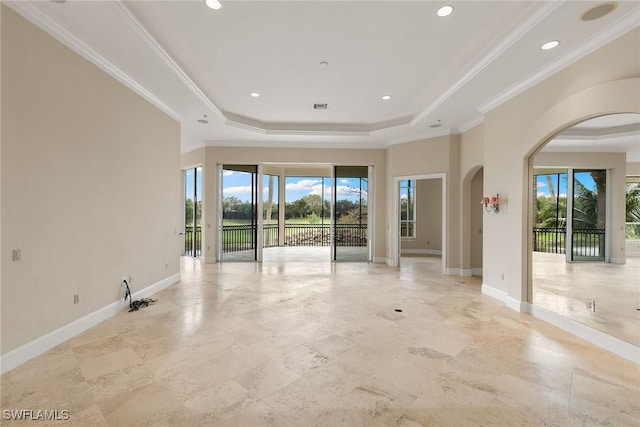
73, 293, 80, 304
586, 299, 596, 312
12, 249, 21, 262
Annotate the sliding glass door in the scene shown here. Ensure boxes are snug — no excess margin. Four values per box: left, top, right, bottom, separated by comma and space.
334, 166, 370, 261
569, 169, 607, 261
220, 165, 258, 261
183, 167, 202, 256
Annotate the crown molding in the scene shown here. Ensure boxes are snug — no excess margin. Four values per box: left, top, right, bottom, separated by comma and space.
4, 1, 182, 123
558, 123, 640, 139
410, 1, 562, 127
385, 128, 452, 148
109, 1, 225, 121
199, 139, 387, 150
180, 141, 206, 154
457, 114, 485, 134
477, 9, 640, 114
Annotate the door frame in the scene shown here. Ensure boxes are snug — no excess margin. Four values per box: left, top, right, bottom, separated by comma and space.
390, 173, 447, 273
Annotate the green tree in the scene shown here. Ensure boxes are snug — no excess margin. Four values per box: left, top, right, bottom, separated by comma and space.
626, 183, 640, 238
185, 198, 194, 225
302, 194, 323, 216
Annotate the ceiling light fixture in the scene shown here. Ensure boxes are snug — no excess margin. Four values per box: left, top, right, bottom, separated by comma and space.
250, 92, 260, 98
437, 5, 454, 17
205, 0, 222, 10
541, 40, 560, 50
49, 0, 67, 3
382, 95, 392, 101
581, 2, 617, 21
197, 114, 208, 124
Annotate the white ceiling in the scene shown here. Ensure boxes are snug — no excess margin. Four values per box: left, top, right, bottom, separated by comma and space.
6, 1, 640, 153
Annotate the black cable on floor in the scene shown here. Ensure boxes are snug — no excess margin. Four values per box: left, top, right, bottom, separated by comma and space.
123, 280, 156, 312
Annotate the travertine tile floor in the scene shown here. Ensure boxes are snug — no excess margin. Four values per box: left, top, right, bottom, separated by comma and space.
2, 256, 639, 426
533, 252, 640, 346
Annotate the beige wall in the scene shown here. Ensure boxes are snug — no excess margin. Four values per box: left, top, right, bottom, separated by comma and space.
628, 162, 640, 176
401, 179, 442, 252
1, 7, 181, 353
483, 27, 640, 300
470, 169, 483, 271
387, 134, 461, 269
460, 124, 484, 272
200, 146, 386, 261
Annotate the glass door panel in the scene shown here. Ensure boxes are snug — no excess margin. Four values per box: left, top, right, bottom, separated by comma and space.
221, 165, 258, 261
183, 167, 202, 256
334, 166, 369, 261
263, 174, 279, 249
571, 170, 606, 261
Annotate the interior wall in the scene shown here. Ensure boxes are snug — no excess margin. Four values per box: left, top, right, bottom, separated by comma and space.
628, 162, 640, 175
202, 146, 386, 261
401, 179, 442, 253
470, 168, 483, 272
387, 134, 461, 270
1, 7, 182, 354
459, 124, 484, 273
482, 26, 640, 301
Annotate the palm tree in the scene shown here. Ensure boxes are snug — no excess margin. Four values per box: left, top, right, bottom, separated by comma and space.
626, 183, 640, 238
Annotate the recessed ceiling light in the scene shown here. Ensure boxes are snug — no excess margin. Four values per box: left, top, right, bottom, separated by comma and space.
430, 123, 442, 128
437, 5, 454, 17
250, 92, 260, 98
382, 95, 392, 101
320, 61, 329, 67
197, 114, 208, 124
582, 2, 617, 21
204, 0, 222, 10
49, 0, 67, 3
541, 40, 560, 50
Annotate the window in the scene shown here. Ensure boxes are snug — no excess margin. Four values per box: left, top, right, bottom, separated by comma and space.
400, 180, 416, 238
626, 178, 640, 241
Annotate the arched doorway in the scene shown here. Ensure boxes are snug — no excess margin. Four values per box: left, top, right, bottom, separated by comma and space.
529, 113, 640, 346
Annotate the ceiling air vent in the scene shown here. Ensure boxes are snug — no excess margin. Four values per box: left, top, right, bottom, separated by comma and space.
313, 104, 328, 110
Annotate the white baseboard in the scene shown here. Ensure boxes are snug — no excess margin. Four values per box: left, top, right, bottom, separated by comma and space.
528, 304, 639, 364
481, 283, 640, 364
610, 257, 626, 264
400, 249, 442, 255
374, 257, 390, 264
471, 268, 483, 276
481, 283, 527, 312
1, 272, 181, 375
445, 268, 472, 277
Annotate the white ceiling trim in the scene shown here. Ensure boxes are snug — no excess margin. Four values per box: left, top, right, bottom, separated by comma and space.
477, 9, 640, 114
409, 1, 562, 127
558, 123, 640, 139
385, 128, 452, 147
457, 114, 485, 134
541, 145, 631, 153
110, 1, 225, 121
5, 1, 182, 123
201, 139, 387, 150
181, 141, 206, 154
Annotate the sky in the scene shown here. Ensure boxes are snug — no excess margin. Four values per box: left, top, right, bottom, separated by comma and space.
535, 172, 597, 198
221, 171, 367, 203
184, 168, 202, 201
